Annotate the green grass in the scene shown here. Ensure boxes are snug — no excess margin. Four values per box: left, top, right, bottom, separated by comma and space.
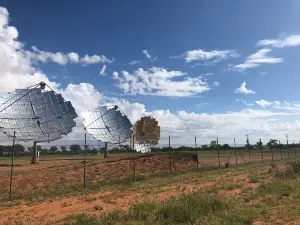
248, 173, 259, 183
256, 181, 295, 197
63, 191, 256, 225
93, 205, 103, 211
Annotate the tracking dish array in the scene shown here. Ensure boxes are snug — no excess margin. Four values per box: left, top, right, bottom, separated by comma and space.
0, 82, 78, 163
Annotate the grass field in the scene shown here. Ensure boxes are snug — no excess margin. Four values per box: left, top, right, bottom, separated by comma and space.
0, 148, 299, 224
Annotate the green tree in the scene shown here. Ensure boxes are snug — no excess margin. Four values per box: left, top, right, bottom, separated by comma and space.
69, 144, 81, 154
209, 141, 217, 148
256, 140, 263, 148
50, 146, 58, 154
15, 144, 25, 153
27, 146, 33, 153
61, 146, 67, 153
267, 139, 278, 148
90, 148, 98, 155
201, 144, 208, 149
222, 144, 230, 149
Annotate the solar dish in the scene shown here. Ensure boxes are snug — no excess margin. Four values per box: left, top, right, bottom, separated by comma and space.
83, 105, 132, 144
0, 82, 77, 142
133, 116, 160, 153
134, 143, 152, 153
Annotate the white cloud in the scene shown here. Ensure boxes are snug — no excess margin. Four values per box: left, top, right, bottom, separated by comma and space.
236, 99, 254, 107
142, 49, 156, 61
0, 8, 58, 93
100, 65, 107, 75
255, 100, 274, 108
81, 54, 113, 65
203, 72, 214, 76
112, 71, 119, 79
26, 47, 114, 66
129, 60, 142, 65
113, 67, 210, 97
61, 83, 102, 116
143, 49, 151, 59
257, 34, 300, 48
255, 100, 282, 108
213, 81, 220, 87
180, 49, 239, 63
103, 99, 300, 145
68, 52, 80, 63
234, 48, 283, 71
235, 82, 256, 95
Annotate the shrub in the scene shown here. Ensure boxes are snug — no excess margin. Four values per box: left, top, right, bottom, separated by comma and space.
274, 160, 300, 180
248, 174, 258, 183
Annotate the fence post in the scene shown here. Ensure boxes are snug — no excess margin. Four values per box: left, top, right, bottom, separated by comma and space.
84, 133, 87, 189
217, 138, 220, 168
104, 142, 108, 158
287, 136, 290, 160
279, 140, 283, 160
195, 137, 198, 172
98, 140, 101, 155
247, 135, 251, 164
9, 131, 16, 201
169, 136, 172, 173
260, 138, 264, 163
132, 135, 136, 181
234, 138, 237, 166
271, 147, 274, 162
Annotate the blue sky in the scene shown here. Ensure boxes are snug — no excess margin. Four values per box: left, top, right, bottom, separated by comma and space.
1, 1, 300, 145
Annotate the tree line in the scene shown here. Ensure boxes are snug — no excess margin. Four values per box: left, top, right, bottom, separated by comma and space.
0, 139, 298, 157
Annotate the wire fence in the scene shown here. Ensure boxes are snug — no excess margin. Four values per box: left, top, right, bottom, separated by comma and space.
0, 135, 299, 202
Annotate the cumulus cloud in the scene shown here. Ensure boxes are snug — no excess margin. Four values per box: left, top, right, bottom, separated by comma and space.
0, 8, 58, 93
100, 65, 107, 75
68, 52, 80, 63
112, 71, 119, 79
235, 82, 256, 95
174, 49, 239, 63
61, 83, 102, 116
112, 67, 210, 97
234, 48, 283, 71
103, 99, 300, 145
257, 34, 300, 48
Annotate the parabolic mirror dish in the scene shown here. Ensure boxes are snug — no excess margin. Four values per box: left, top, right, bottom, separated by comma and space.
134, 143, 152, 153
0, 83, 78, 142
133, 116, 160, 145
133, 116, 160, 153
83, 105, 132, 144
